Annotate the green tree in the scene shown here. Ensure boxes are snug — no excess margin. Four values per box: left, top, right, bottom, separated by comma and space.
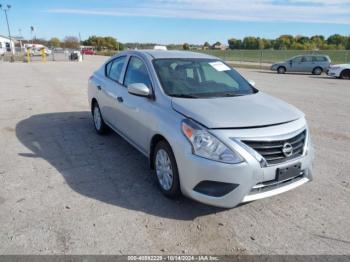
262, 38, 272, 49
203, 42, 210, 49
295, 35, 310, 45
327, 34, 347, 48
346, 37, 350, 50
242, 37, 258, 49
83, 35, 120, 51
103, 36, 118, 50
63, 36, 80, 49
257, 38, 265, 49
117, 42, 124, 51
212, 41, 222, 49
310, 35, 325, 49
182, 43, 190, 50
49, 37, 60, 48
228, 38, 242, 49
274, 35, 294, 49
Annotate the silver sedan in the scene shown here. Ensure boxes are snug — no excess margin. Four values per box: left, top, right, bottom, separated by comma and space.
88, 50, 314, 208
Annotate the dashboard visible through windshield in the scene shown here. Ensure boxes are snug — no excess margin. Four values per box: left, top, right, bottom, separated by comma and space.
153, 58, 257, 98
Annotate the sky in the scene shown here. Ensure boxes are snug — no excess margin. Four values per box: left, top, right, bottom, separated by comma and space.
0, 0, 349, 44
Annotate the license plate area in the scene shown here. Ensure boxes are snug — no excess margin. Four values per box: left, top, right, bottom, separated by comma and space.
276, 163, 302, 182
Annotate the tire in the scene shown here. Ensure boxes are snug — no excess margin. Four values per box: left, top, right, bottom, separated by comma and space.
312, 67, 323, 75
340, 69, 350, 79
92, 102, 109, 135
153, 140, 181, 198
277, 66, 286, 74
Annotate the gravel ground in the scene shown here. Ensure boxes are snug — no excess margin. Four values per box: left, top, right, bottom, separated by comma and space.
0, 56, 349, 255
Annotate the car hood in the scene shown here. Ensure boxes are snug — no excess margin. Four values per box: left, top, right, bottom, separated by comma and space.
272, 61, 285, 66
171, 92, 304, 129
331, 64, 350, 68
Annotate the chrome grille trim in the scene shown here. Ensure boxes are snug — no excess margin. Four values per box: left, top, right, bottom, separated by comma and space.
249, 171, 305, 195
242, 130, 307, 165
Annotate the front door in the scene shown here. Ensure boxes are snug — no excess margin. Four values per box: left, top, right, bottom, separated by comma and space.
289, 56, 303, 72
114, 56, 156, 154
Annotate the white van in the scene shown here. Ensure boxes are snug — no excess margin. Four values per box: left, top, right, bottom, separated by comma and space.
24, 44, 52, 56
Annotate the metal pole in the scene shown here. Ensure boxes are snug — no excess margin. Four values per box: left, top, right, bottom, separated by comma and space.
1, 4, 14, 62
4, 9, 14, 56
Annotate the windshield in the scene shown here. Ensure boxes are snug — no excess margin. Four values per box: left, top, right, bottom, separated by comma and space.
153, 59, 257, 98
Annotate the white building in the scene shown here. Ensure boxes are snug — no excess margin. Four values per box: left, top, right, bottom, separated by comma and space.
0, 35, 15, 55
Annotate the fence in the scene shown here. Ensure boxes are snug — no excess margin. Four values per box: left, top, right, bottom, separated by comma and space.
2, 48, 349, 65
0, 49, 81, 63
198, 49, 350, 65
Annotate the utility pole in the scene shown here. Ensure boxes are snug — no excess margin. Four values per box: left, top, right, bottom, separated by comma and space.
30, 26, 34, 44
18, 28, 23, 50
0, 4, 14, 61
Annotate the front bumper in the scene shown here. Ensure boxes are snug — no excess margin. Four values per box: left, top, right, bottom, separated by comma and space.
174, 119, 314, 208
327, 68, 340, 77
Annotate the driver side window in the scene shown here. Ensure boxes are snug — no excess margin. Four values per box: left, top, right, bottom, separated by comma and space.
124, 57, 152, 88
292, 56, 302, 63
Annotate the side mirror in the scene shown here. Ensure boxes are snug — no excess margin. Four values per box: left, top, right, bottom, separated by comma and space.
128, 83, 151, 97
289, 60, 293, 65
248, 80, 256, 87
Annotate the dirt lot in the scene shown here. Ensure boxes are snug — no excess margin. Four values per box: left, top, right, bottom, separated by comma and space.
0, 56, 349, 255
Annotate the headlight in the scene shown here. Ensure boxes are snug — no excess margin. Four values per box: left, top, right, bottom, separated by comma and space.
181, 119, 244, 164
304, 128, 313, 155
330, 66, 340, 70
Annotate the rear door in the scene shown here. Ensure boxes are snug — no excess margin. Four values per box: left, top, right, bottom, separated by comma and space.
97, 56, 127, 127
313, 56, 330, 70
300, 56, 314, 72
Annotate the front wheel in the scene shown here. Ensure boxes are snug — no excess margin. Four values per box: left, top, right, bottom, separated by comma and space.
277, 66, 286, 74
340, 69, 350, 79
153, 140, 181, 198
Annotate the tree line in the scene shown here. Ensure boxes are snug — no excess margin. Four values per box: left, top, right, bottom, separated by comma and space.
28, 35, 124, 50
227, 34, 350, 50
28, 34, 350, 51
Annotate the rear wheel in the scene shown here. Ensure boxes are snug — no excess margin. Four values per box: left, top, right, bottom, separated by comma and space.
340, 69, 350, 79
153, 140, 181, 198
312, 67, 323, 75
277, 66, 286, 74
92, 102, 108, 135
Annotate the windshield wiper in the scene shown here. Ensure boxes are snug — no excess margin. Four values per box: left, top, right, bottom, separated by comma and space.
169, 94, 199, 98
210, 93, 245, 97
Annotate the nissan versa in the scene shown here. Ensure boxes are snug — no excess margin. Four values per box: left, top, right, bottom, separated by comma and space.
88, 50, 314, 208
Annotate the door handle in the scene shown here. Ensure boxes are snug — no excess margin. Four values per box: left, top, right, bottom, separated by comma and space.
117, 96, 124, 103
97, 85, 102, 91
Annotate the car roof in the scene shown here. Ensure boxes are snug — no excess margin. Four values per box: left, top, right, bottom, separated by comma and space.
122, 49, 217, 59
296, 54, 328, 57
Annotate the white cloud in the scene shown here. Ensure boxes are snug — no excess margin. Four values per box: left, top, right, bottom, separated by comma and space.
47, 0, 350, 24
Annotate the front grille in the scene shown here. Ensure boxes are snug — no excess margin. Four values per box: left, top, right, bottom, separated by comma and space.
242, 130, 306, 165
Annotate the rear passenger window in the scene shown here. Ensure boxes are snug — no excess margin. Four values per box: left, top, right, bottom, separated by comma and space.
313, 56, 327, 62
106, 56, 126, 83
301, 56, 312, 62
